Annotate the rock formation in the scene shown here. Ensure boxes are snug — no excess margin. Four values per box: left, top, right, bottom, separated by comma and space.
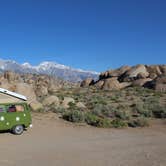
81, 64, 166, 92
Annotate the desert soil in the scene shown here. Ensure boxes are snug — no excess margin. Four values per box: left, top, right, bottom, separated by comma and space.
0, 112, 166, 166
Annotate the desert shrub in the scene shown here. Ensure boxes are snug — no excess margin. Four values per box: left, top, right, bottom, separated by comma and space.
111, 119, 127, 128
114, 109, 131, 120
144, 96, 160, 104
110, 95, 119, 102
85, 113, 111, 128
128, 117, 149, 127
132, 103, 152, 117
151, 105, 166, 118
53, 106, 66, 114
96, 118, 112, 128
87, 96, 108, 108
62, 110, 85, 123
36, 108, 45, 112
92, 104, 119, 118
85, 113, 100, 126
68, 102, 77, 110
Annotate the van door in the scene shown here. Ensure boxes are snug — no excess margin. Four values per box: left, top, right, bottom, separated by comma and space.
0, 105, 10, 130
5, 104, 26, 129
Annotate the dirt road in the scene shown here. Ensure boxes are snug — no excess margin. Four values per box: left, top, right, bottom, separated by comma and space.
0, 112, 166, 166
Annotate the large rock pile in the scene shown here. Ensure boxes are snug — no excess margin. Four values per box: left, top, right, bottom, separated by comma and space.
81, 64, 166, 92
0, 71, 75, 111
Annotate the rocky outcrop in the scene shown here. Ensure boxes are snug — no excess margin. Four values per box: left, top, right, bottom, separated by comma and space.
153, 76, 166, 92
80, 78, 94, 87
0, 71, 75, 110
15, 83, 37, 103
132, 78, 152, 87
43, 95, 60, 106
81, 64, 166, 92
102, 78, 121, 90
122, 65, 149, 81
4, 71, 20, 83
62, 97, 75, 108
30, 101, 43, 111
100, 66, 131, 79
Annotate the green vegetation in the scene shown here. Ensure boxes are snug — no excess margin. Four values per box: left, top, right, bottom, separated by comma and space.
62, 110, 85, 123
128, 117, 149, 127
47, 87, 166, 128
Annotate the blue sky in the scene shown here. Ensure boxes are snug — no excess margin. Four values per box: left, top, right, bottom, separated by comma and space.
0, 0, 165, 72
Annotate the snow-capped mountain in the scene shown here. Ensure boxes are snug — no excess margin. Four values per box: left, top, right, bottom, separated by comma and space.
0, 59, 99, 82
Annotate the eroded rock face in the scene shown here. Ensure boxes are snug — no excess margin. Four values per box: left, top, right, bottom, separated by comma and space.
94, 80, 105, 89
30, 101, 43, 111
80, 78, 94, 87
81, 64, 166, 92
99, 66, 131, 79
35, 86, 48, 97
124, 65, 149, 80
153, 76, 166, 92
0, 72, 74, 110
159, 65, 166, 75
43, 95, 60, 106
132, 78, 152, 87
102, 78, 121, 90
15, 83, 37, 103
4, 71, 20, 82
146, 65, 162, 76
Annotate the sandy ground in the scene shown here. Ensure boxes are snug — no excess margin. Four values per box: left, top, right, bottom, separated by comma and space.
0, 112, 166, 166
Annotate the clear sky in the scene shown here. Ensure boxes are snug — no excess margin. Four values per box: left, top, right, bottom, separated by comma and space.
0, 0, 165, 72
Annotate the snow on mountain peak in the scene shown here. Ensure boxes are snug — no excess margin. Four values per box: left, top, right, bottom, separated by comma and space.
22, 62, 32, 68
0, 59, 99, 82
37, 61, 71, 70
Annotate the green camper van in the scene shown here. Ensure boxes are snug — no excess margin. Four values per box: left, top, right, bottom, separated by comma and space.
0, 88, 32, 135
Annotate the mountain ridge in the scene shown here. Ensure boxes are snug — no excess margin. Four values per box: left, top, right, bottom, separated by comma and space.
0, 59, 99, 82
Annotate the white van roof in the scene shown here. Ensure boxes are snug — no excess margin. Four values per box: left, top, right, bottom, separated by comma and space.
0, 88, 27, 101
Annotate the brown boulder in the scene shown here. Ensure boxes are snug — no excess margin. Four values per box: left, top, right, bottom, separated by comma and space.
159, 65, 166, 75
102, 78, 121, 90
120, 82, 132, 89
153, 76, 166, 92
99, 66, 131, 79
80, 78, 94, 87
30, 101, 43, 111
146, 65, 162, 76
149, 73, 158, 79
124, 65, 149, 79
94, 80, 104, 88
35, 86, 48, 97
15, 83, 37, 103
132, 78, 152, 87
62, 97, 75, 108
108, 66, 131, 77
137, 72, 148, 79
43, 95, 60, 106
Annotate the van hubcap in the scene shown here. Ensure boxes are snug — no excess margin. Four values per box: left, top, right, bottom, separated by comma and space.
15, 126, 23, 134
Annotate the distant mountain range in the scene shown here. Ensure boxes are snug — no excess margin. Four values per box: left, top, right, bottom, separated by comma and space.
0, 59, 99, 82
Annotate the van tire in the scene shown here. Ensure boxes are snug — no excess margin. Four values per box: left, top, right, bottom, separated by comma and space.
12, 125, 24, 135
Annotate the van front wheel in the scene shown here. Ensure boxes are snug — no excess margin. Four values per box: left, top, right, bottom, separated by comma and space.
12, 125, 24, 135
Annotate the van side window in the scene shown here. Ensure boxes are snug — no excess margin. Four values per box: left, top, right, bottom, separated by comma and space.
0, 105, 6, 113
7, 105, 16, 113
16, 105, 24, 112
